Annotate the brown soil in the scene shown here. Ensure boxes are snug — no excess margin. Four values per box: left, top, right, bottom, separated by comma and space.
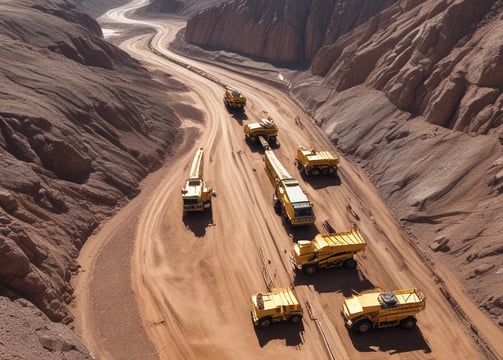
73, 5, 503, 360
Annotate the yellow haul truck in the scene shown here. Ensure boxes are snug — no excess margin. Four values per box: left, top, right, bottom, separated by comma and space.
244, 117, 278, 145
181, 147, 215, 212
291, 227, 366, 275
341, 288, 426, 333
295, 146, 340, 176
264, 146, 315, 226
250, 287, 303, 328
223, 89, 246, 111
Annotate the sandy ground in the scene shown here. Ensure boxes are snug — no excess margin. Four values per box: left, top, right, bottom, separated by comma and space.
73, 2, 503, 360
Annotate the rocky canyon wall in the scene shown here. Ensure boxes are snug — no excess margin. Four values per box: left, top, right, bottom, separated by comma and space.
185, 0, 397, 66
0, 0, 182, 325
311, 0, 503, 137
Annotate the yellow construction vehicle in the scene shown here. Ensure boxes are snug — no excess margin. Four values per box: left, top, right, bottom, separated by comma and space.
181, 147, 215, 212
341, 288, 426, 333
250, 287, 303, 328
295, 146, 340, 175
244, 117, 278, 146
291, 226, 366, 275
263, 143, 315, 226
223, 89, 246, 111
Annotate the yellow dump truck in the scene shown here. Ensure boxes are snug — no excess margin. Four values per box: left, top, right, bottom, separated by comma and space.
341, 288, 426, 333
295, 146, 340, 176
291, 227, 366, 275
250, 287, 303, 328
223, 89, 246, 111
181, 147, 215, 212
264, 147, 315, 226
244, 117, 278, 145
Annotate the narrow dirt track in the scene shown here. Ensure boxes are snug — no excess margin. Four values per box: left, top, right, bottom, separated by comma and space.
73, 2, 503, 360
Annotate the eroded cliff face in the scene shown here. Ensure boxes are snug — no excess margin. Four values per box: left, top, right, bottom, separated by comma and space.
185, 0, 396, 66
0, 0, 181, 325
145, 0, 226, 17
181, 0, 503, 326
312, 0, 503, 137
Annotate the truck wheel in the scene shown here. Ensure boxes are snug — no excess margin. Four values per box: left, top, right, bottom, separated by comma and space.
303, 264, 318, 275
289, 315, 301, 323
354, 319, 372, 333
273, 194, 281, 214
399, 317, 417, 329
311, 168, 320, 176
328, 167, 336, 175
322, 168, 329, 175
259, 317, 272, 328
344, 258, 357, 269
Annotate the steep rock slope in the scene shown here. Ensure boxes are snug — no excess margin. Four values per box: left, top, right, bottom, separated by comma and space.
145, 0, 228, 17
311, 0, 503, 136
180, 0, 503, 327
298, 0, 503, 319
0, 0, 182, 328
185, 0, 396, 66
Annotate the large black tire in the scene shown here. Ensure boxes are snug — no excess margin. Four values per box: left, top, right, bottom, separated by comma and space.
328, 167, 336, 175
399, 317, 417, 329
273, 194, 281, 214
289, 315, 302, 324
303, 264, 318, 275
259, 317, 272, 328
344, 258, 357, 269
354, 319, 372, 333
311, 168, 320, 176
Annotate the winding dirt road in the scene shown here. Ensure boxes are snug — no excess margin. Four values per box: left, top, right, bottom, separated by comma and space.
73, 2, 503, 360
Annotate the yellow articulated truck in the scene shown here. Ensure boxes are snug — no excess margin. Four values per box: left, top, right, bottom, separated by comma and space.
295, 146, 340, 175
291, 227, 366, 275
341, 288, 426, 333
250, 287, 303, 328
244, 117, 278, 146
181, 147, 215, 212
264, 147, 315, 226
223, 89, 246, 111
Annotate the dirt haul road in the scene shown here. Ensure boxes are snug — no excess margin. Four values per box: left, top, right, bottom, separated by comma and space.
73, 2, 503, 360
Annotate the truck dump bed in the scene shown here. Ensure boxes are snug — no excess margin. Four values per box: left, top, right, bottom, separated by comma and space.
299, 149, 339, 166
295, 228, 366, 256
253, 287, 300, 311
343, 288, 426, 317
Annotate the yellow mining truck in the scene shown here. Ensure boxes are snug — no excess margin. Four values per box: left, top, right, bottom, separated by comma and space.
250, 287, 303, 328
264, 146, 315, 226
224, 89, 246, 111
291, 227, 366, 275
181, 147, 215, 212
244, 117, 278, 146
295, 146, 340, 175
341, 288, 426, 333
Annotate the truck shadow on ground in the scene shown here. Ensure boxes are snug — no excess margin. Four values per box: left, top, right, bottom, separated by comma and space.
253, 321, 304, 348
286, 224, 322, 242
182, 208, 214, 237
293, 268, 374, 296
300, 173, 341, 188
348, 326, 431, 355
245, 138, 281, 153
227, 109, 248, 124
